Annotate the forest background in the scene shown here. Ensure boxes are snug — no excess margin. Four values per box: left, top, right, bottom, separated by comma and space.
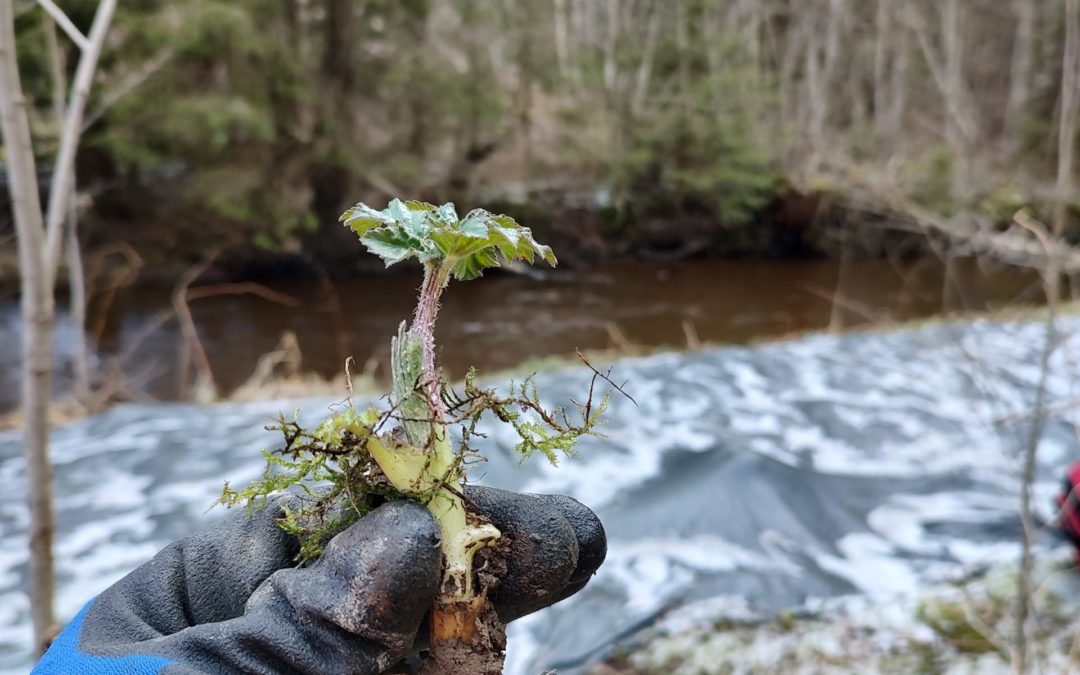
2, 0, 1076, 284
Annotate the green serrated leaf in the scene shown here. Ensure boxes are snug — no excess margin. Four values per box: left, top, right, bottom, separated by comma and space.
489, 214, 521, 231
340, 199, 556, 271
402, 209, 431, 240
404, 200, 437, 212
491, 218, 521, 241
430, 228, 487, 259
386, 198, 411, 223
459, 208, 488, 226
342, 203, 393, 238
344, 217, 386, 239
452, 247, 500, 280
535, 241, 557, 266
360, 229, 415, 265
459, 217, 488, 239
341, 202, 388, 223
437, 202, 459, 224
428, 229, 456, 258
487, 225, 520, 258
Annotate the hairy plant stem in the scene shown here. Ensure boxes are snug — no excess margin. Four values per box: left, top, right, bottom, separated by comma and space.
376, 257, 501, 608
411, 261, 452, 421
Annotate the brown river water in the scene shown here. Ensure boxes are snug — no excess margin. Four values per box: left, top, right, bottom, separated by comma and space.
0, 256, 1046, 407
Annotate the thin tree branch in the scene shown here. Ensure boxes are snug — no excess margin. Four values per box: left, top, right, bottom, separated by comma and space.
43, 0, 117, 285
576, 349, 636, 407
1010, 211, 1060, 675
82, 47, 175, 132
172, 258, 217, 401
34, 0, 89, 51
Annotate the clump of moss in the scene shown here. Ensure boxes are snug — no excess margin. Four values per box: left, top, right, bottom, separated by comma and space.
219, 366, 608, 564
916, 597, 1000, 655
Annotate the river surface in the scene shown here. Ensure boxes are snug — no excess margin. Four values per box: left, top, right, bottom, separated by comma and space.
1, 315, 1077, 673
0, 256, 1044, 408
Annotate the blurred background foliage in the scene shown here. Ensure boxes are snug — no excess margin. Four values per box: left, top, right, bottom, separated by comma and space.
4, 0, 1078, 274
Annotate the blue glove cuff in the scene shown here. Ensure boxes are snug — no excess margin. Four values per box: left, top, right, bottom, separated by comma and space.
32, 598, 172, 675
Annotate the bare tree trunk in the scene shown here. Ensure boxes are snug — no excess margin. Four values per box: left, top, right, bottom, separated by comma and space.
740, 0, 763, 85
873, 0, 906, 147
942, 0, 973, 198
630, 0, 660, 116
911, 1, 971, 149
0, 0, 115, 652
802, 0, 842, 160
823, 0, 843, 109
553, 0, 571, 85
515, 1, 537, 179
873, 0, 890, 140
567, 0, 588, 91
675, 0, 688, 95
804, 9, 825, 154
705, 3, 726, 109
0, 0, 57, 652
889, 22, 909, 145
321, 0, 356, 98
1055, 0, 1079, 236
44, 18, 90, 402
603, 0, 619, 95
942, 0, 964, 149
1004, 0, 1035, 157
66, 202, 89, 402
909, 0, 973, 195
43, 0, 117, 285
43, 12, 64, 129
1013, 8, 1078, 667
777, 5, 808, 165
1013, 279, 1056, 675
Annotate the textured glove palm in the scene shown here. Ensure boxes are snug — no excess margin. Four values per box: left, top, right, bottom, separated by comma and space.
32, 486, 606, 674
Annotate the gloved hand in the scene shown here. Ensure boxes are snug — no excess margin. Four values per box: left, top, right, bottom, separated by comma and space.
32, 486, 606, 674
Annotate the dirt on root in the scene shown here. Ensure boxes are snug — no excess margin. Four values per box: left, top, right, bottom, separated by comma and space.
472, 528, 510, 598
418, 526, 511, 674
419, 600, 507, 674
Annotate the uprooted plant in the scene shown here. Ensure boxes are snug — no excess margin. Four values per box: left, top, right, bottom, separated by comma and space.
219, 199, 610, 672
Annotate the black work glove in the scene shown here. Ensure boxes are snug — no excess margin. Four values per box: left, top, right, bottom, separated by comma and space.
32, 486, 605, 674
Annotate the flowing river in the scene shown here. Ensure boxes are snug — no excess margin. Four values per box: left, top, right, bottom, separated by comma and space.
0, 256, 1044, 409
1, 311, 1076, 673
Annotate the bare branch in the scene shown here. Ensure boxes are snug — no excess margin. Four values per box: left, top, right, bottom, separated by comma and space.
82, 48, 175, 132
43, 0, 117, 284
185, 282, 299, 307
821, 157, 1080, 275
576, 349, 636, 407
35, 0, 89, 52
172, 258, 218, 401
1010, 211, 1061, 674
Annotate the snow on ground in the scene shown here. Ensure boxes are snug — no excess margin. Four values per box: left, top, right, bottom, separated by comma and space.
1, 317, 1079, 673
606, 553, 1080, 674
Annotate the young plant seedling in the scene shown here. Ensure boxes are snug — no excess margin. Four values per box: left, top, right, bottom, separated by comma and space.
220, 199, 609, 673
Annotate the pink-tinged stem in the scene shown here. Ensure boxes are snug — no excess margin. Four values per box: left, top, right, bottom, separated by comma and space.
411, 262, 451, 420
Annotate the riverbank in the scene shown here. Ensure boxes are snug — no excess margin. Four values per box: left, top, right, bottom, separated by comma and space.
1, 270, 1071, 431
0, 254, 1054, 415
0, 185, 971, 290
